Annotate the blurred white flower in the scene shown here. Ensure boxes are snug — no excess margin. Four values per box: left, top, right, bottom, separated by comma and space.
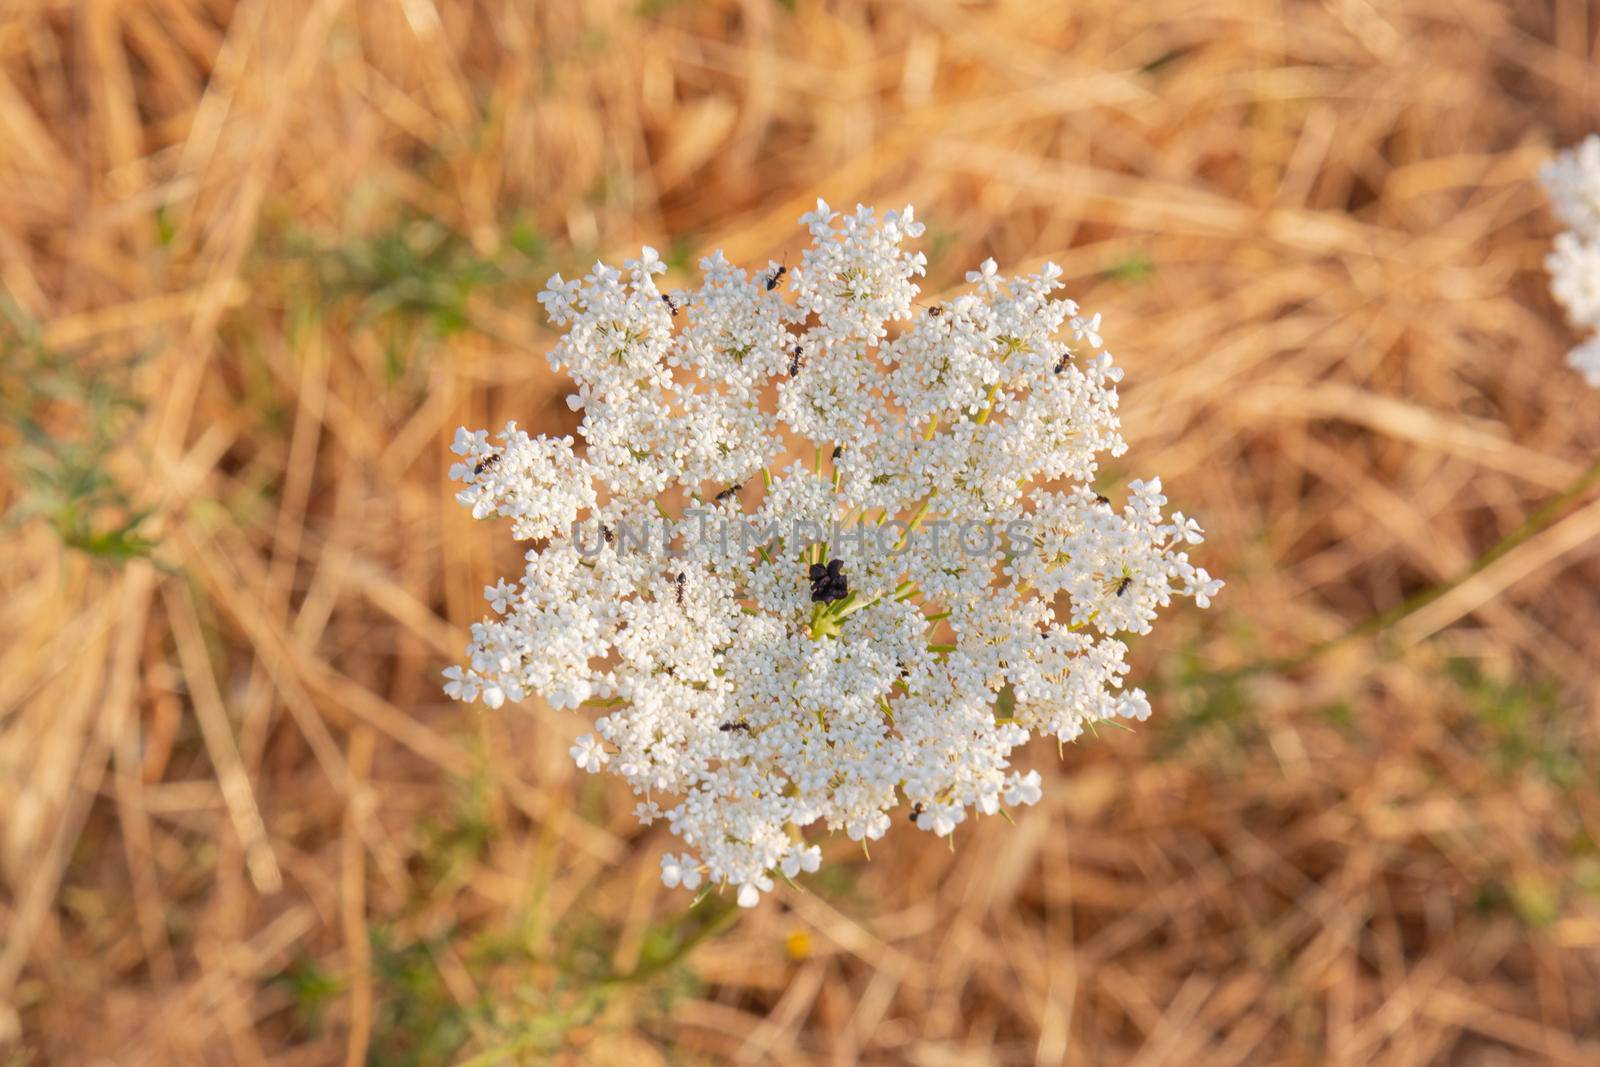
441, 665, 476, 702
1171, 513, 1205, 545
484, 579, 516, 614
1071, 311, 1104, 350
444, 203, 1219, 906
1570, 336, 1600, 390
569, 734, 607, 773
660, 853, 702, 891
915, 803, 966, 838
1003, 770, 1043, 807
737, 874, 774, 908
1543, 135, 1600, 238
780, 844, 822, 879
1542, 138, 1600, 389
1119, 691, 1154, 722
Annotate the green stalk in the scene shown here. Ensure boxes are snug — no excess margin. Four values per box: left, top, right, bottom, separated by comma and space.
1214, 453, 1600, 683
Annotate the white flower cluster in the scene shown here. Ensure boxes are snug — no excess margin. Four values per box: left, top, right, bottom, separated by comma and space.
1541, 136, 1600, 388
445, 202, 1220, 907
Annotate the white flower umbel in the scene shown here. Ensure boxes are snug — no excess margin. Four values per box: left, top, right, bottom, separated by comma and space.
1541, 137, 1600, 388
446, 201, 1220, 906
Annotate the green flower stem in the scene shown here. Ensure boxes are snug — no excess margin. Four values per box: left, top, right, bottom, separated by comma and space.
453, 898, 740, 1067
973, 383, 1002, 426
1215, 452, 1600, 683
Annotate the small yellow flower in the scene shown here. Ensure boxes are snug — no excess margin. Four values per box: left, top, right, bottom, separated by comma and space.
783, 928, 813, 961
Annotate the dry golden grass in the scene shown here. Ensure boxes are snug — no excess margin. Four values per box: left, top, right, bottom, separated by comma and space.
4, 0, 1600, 1063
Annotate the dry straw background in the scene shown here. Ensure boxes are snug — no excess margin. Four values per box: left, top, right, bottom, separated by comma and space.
4, 0, 1600, 1063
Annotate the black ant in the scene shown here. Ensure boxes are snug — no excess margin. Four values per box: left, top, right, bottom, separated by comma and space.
1054, 350, 1070, 374
1112, 575, 1133, 598
1093, 494, 1111, 508
601, 524, 614, 544
908, 802, 925, 824
927, 304, 944, 317
473, 452, 501, 476
764, 263, 788, 291
831, 445, 843, 460
661, 293, 681, 317
675, 571, 686, 606
719, 721, 751, 733
788, 345, 804, 376
715, 483, 743, 503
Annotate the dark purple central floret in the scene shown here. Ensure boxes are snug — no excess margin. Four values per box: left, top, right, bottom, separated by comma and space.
808, 558, 849, 603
